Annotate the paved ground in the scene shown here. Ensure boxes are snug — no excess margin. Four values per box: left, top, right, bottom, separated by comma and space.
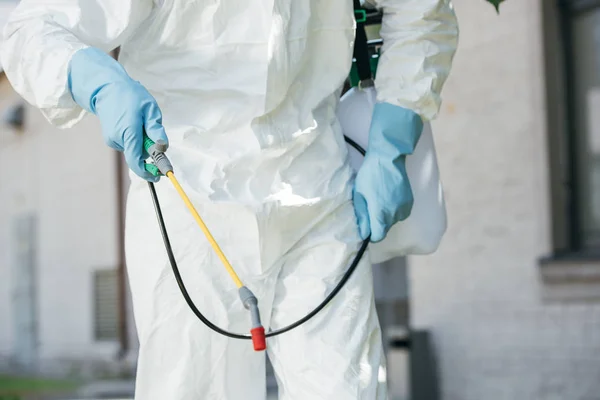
62, 396, 278, 400
42, 346, 409, 400
60, 379, 278, 400
61, 394, 278, 400
64, 396, 278, 400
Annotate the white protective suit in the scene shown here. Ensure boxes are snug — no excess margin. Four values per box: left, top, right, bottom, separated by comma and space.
1, 1, 458, 399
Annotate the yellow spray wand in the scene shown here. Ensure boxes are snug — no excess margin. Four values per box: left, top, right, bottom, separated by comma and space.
143, 136, 266, 351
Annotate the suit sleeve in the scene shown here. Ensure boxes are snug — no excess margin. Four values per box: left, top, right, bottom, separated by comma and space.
0, 0, 155, 128
369, 0, 459, 120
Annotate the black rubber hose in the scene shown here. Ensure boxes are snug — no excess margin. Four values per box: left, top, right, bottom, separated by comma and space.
148, 182, 370, 339
148, 136, 369, 339
345, 136, 367, 156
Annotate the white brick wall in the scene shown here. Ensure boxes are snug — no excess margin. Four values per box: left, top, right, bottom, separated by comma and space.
0, 77, 121, 366
410, 1, 600, 399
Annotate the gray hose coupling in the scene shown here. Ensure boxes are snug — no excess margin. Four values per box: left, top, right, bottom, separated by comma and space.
147, 139, 173, 175
238, 286, 266, 351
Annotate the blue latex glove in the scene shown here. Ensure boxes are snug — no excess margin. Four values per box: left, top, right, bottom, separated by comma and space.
68, 47, 168, 182
353, 102, 424, 242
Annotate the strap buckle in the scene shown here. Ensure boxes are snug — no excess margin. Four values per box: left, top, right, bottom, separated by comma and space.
358, 78, 374, 90
354, 9, 367, 23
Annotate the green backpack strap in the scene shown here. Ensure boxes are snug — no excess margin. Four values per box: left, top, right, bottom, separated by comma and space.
349, 0, 381, 88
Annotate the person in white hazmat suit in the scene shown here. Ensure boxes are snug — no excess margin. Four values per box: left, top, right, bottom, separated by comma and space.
1, 0, 458, 398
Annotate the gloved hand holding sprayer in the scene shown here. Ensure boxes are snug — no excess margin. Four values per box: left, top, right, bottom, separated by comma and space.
2, 0, 457, 397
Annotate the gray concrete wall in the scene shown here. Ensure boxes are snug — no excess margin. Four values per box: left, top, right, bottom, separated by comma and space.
411, 1, 600, 399
0, 76, 121, 371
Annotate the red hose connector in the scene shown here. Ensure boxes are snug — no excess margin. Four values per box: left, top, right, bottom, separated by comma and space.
239, 286, 267, 351
251, 326, 266, 351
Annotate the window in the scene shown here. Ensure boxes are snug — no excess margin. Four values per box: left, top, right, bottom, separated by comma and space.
93, 269, 118, 341
565, 1, 600, 249
550, 0, 600, 253
539, 1, 600, 296
11, 214, 38, 368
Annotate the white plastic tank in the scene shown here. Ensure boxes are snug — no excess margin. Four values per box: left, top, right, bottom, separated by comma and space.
337, 85, 448, 264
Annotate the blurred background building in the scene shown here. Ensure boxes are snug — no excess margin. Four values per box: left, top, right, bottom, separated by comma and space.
1, 0, 600, 399
0, 0, 137, 381
411, 0, 600, 398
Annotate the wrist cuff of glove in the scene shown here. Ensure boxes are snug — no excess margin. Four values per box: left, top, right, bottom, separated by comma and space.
369, 102, 424, 156
68, 47, 135, 114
